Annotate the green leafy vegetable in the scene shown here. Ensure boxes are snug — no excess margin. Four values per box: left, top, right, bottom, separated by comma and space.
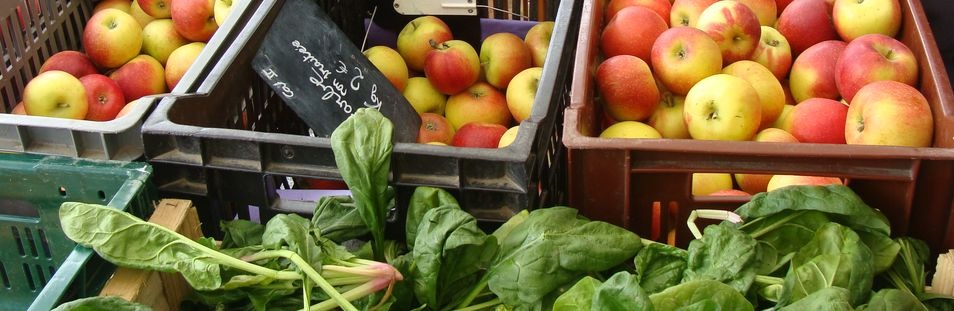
552, 277, 601, 311
857, 229, 901, 274
633, 242, 688, 294
406, 186, 460, 250
858, 288, 929, 311
262, 214, 323, 271
736, 210, 830, 275
735, 185, 891, 236
778, 287, 853, 311
780, 222, 874, 306
683, 223, 758, 293
52, 296, 152, 311
648, 279, 754, 311
221, 219, 264, 248
312, 195, 370, 243
592, 271, 654, 311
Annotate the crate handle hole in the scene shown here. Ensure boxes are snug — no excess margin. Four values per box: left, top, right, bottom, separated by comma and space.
58, 186, 67, 197
24, 228, 38, 257
21, 263, 35, 291
38, 229, 52, 258
0, 262, 9, 289
97, 190, 106, 201
11, 227, 25, 256
34, 264, 47, 287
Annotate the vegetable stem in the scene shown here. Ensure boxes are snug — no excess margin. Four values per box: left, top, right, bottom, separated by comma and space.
754, 275, 785, 286
276, 250, 359, 311
456, 273, 492, 309
743, 211, 806, 239
452, 298, 501, 311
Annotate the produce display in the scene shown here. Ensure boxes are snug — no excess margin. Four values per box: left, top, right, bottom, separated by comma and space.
362, 16, 555, 148
11, 0, 237, 121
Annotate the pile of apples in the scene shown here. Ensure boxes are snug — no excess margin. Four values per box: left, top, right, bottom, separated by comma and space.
362, 16, 555, 149
9, 0, 236, 121
594, 0, 933, 150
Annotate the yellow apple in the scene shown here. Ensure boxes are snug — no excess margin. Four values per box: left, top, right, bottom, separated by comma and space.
833, 0, 901, 41
165, 42, 206, 90
524, 21, 554, 68
683, 74, 762, 140
213, 0, 235, 26
364, 46, 409, 92
403, 77, 446, 115
692, 173, 734, 196
845, 80, 933, 147
397, 16, 453, 72
599, 121, 662, 138
141, 19, 189, 65
767, 175, 842, 192
130, 0, 156, 27
498, 126, 520, 148
23, 71, 88, 119
506, 67, 543, 123
722, 60, 785, 127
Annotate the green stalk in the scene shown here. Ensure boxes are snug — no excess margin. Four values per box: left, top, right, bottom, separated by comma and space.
754, 275, 785, 286
323, 265, 390, 278
328, 276, 374, 286
456, 272, 492, 309
743, 211, 807, 239
453, 298, 501, 311
303, 277, 312, 311
305, 277, 393, 311
272, 250, 359, 311
175, 242, 300, 281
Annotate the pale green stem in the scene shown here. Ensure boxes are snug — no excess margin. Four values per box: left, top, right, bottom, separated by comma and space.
456, 273, 492, 309
323, 264, 389, 278
305, 279, 387, 311
755, 275, 785, 286
328, 275, 373, 286
687, 209, 744, 239
453, 298, 501, 311
272, 250, 358, 311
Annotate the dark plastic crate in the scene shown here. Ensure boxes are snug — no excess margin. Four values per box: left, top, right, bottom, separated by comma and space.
564, 0, 954, 257
0, 153, 155, 311
142, 0, 579, 234
0, 0, 262, 160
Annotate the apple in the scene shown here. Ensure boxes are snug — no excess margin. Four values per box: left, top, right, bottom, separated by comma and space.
451, 123, 508, 148
444, 82, 512, 130
115, 99, 142, 119
835, 33, 918, 103
364, 46, 409, 92
768, 104, 796, 132
833, 0, 901, 42
417, 112, 456, 145
506, 67, 543, 123
683, 74, 762, 140
782, 82, 797, 105
78, 74, 126, 121
137, 0, 171, 18
23, 71, 88, 119
11, 102, 26, 115
723, 60, 785, 126
94, 0, 131, 14
776, 0, 796, 12
403, 77, 446, 114
750, 26, 792, 80
141, 19, 189, 65
789, 40, 846, 103
695, 1, 762, 64
83, 8, 143, 69
651, 27, 723, 96
498, 126, 520, 148
130, 0, 156, 27
524, 21, 554, 68
767, 175, 842, 192
606, 0, 672, 25
596, 55, 659, 121
39, 51, 98, 78
599, 121, 663, 138
692, 173, 734, 196
110, 54, 167, 101
670, 0, 719, 27
735, 173, 773, 194
845, 80, 933, 147
397, 16, 454, 72
165, 42, 205, 90
424, 40, 480, 95
729, 0, 777, 26
480, 32, 531, 90
213, 0, 234, 26
601, 6, 668, 61
754, 127, 799, 142
171, 0, 218, 42
790, 98, 849, 144
776, 0, 838, 56
648, 87, 691, 138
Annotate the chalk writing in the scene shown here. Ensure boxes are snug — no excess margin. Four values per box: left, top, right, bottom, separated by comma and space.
290, 40, 387, 115
260, 67, 293, 98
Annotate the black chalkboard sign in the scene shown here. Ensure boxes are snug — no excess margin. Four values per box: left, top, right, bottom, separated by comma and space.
251, 0, 420, 142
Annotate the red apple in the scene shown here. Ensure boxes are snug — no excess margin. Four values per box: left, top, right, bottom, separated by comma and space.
651, 26, 723, 96
777, 0, 838, 56
137, 0, 171, 18
601, 6, 668, 61
789, 40, 846, 103
418, 113, 456, 145
730, 0, 777, 26
83, 8, 143, 69
23, 71, 88, 119
397, 16, 454, 72
596, 55, 660, 121
171, 0, 218, 42
695, 1, 762, 64
424, 40, 480, 95
39, 51, 98, 78
845, 80, 933, 147
451, 123, 508, 148
606, 0, 672, 25
11, 102, 27, 115
444, 82, 512, 130
776, 0, 796, 12
480, 32, 531, 90
130, 0, 156, 27
79, 74, 126, 121
110, 54, 167, 101
750, 26, 792, 81
790, 98, 848, 144
835, 33, 918, 103
670, 0, 719, 27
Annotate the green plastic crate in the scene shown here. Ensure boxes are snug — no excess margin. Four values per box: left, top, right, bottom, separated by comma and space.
0, 153, 155, 311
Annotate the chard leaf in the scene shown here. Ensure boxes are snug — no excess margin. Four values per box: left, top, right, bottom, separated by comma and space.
59, 202, 222, 290
858, 288, 929, 311
262, 214, 323, 270
312, 195, 369, 243
331, 108, 394, 260
52, 296, 152, 311
735, 185, 891, 235
633, 243, 687, 294
778, 287, 853, 311
592, 272, 653, 311
553, 277, 601, 311
406, 187, 460, 250
649, 279, 754, 311
220, 219, 265, 248
683, 223, 758, 293
781, 222, 874, 306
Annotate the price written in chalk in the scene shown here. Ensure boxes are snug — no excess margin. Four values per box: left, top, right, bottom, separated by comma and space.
292, 40, 383, 114
260, 67, 294, 98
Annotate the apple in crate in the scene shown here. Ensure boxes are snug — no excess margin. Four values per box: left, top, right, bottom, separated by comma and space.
11, 102, 26, 115
670, 0, 718, 27
695, 1, 761, 64
480, 33, 531, 90
683, 74, 762, 141
142, 19, 189, 65
94, 0, 131, 13
599, 121, 663, 138
767, 175, 842, 192
130, 0, 155, 27
524, 21, 554, 68
80, 74, 126, 121
835, 33, 918, 102
23, 71, 88, 119
444, 82, 512, 130
651, 27, 722, 96
601, 6, 667, 61
417, 113, 455, 145
39, 51, 98, 78
424, 40, 480, 95
648, 88, 690, 139
776, 0, 796, 12
605, 0, 672, 24
768, 104, 796, 132
731, 0, 777, 26
506, 67, 543, 123
777, 0, 838, 55
165, 42, 206, 90
214, 0, 234, 26
451, 123, 508, 148
710, 189, 752, 196
83, 8, 143, 69
498, 126, 519, 148
846, 81, 933, 147
403, 77, 446, 115
110, 54, 167, 101
723, 60, 785, 127
833, 0, 901, 41
750, 26, 792, 81
735, 128, 797, 193
397, 16, 453, 72
137, 0, 171, 18
789, 40, 846, 103
364, 46, 409, 92
597, 55, 659, 121
171, 0, 218, 42
115, 99, 145, 119
790, 98, 849, 144
692, 173, 734, 196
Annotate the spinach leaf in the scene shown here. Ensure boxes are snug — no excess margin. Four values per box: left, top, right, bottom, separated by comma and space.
780, 222, 874, 306
387, 254, 419, 311
857, 230, 900, 274
683, 223, 758, 293
592, 271, 654, 311
406, 187, 460, 250
59, 202, 223, 290
221, 219, 265, 249
52, 296, 152, 311
331, 108, 394, 260
648, 279, 754, 311
487, 207, 642, 307
553, 277, 601, 311
882, 237, 930, 296
633, 243, 687, 294
736, 210, 830, 275
778, 287, 853, 311
312, 195, 369, 243
492, 209, 529, 243
262, 213, 323, 270
735, 185, 891, 236
413, 205, 498, 309
858, 288, 929, 311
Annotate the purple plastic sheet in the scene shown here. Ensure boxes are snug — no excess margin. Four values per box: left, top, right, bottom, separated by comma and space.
363, 17, 538, 50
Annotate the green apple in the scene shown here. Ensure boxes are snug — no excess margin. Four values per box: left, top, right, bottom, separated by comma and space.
23, 71, 88, 119
141, 19, 189, 65
683, 74, 762, 140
